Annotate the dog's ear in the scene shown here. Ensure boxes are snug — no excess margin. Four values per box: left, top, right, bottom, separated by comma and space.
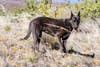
70, 11, 74, 19
77, 11, 80, 17
77, 11, 80, 21
77, 11, 80, 25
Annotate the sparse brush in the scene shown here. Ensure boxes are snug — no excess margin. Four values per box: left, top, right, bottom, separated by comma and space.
0, 1, 100, 66
4, 25, 11, 32
41, 33, 57, 46
29, 54, 38, 63
68, 45, 74, 51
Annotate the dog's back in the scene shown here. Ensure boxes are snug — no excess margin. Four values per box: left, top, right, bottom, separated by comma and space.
32, 17, 67, 28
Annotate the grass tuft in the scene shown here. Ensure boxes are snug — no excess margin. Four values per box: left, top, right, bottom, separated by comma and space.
4, 24, 11, 32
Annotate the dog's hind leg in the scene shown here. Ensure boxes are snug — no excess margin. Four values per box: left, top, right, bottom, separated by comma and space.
31, 23, 42, 53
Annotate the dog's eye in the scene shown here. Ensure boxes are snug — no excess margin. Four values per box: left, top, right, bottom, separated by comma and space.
74, 19, 76, 22
73, 19, 76, 22
73, 18, 77, 22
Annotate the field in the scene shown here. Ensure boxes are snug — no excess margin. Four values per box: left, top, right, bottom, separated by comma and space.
0, 0, 100, 67
0, 13, 100, 67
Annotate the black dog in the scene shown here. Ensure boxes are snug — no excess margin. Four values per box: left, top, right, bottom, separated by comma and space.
21, 11, 80, 53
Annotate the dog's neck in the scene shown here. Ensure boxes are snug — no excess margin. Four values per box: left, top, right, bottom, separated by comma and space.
62, 19, 72, 31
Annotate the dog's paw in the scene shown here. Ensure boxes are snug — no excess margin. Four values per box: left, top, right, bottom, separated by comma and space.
19, 38, 24, 41
91, 53, 95, 58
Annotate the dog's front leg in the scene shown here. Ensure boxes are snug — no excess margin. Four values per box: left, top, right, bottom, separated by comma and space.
56, 29, 67, 53
61, 33, 70, 53
62, 40, 67, 53
56, 36, 63, 53
57, 37, 67, 53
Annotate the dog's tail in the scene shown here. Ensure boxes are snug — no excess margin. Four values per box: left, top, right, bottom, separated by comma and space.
20, 22, 32, 40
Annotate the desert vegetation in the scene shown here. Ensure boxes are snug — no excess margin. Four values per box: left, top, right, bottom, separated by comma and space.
0, 0, 100, 67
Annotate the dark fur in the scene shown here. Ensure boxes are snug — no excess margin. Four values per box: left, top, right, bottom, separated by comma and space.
21, 11, 80, 53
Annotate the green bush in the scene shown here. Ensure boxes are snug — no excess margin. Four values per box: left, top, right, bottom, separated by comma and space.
4, 25, 11, 32
28, 54, 38, 63
6, 0, 100, 22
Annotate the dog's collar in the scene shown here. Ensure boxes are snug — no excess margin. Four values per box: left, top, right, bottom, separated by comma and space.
62, 19, 67, 26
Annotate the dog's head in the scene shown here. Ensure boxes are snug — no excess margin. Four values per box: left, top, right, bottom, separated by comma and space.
69, 11, 80, 31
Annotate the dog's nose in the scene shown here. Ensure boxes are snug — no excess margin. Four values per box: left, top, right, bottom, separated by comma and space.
73, 27, 79, 32
74, 27, 78, 30
72, 28, 76, 32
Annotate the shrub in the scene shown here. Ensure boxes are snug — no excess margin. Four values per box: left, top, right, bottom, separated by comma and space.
4, 25, 11, 32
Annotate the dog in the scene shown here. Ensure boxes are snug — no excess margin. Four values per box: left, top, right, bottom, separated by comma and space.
20, 11, 80, 53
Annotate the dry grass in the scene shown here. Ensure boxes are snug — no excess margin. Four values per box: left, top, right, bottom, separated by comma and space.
0, 14, 100, 67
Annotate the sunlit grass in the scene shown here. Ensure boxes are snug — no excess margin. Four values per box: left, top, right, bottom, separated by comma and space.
0, 12, 99, 67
